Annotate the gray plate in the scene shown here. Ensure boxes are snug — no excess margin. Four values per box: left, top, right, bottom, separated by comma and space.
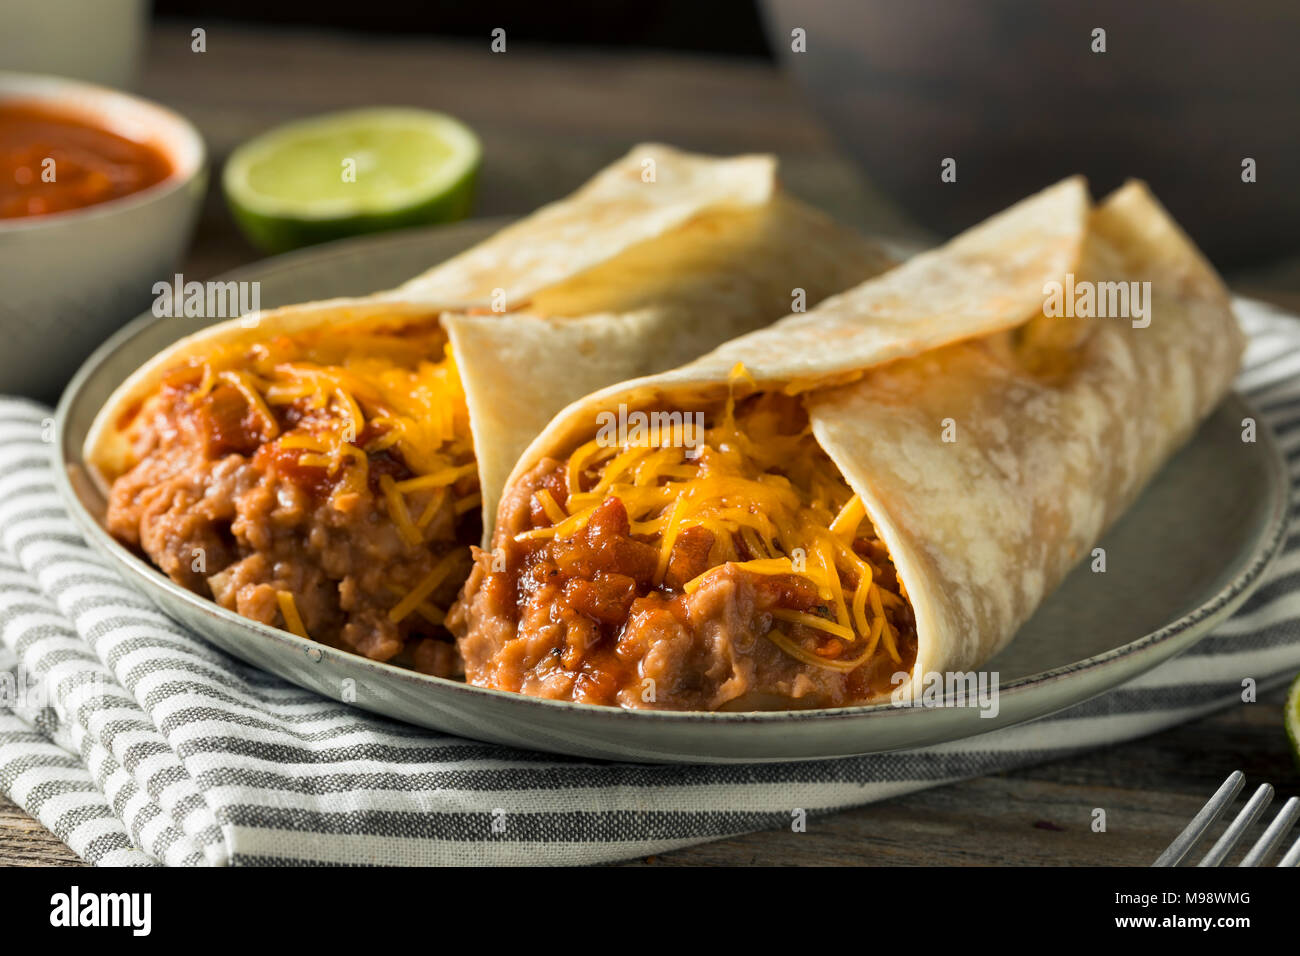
54, 222, 1291, 763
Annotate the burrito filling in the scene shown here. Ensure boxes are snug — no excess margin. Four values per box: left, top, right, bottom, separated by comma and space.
451, 381, 917, 709
104, 317, 477, 676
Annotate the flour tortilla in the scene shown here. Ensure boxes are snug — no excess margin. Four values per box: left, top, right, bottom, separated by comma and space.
446, 193, 893, 529
812, 182, 1241, 691
390, 143, 777, 310
85, 147, 891, 530
506, 176, 1092, 481
501, 178, 1242, 701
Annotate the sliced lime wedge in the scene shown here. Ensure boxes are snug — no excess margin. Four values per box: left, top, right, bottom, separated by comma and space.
1287, 671, 1300, 770
223, 108, 481, 254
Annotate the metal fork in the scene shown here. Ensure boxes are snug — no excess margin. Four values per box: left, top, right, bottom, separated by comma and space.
1154, 771, 1300, 866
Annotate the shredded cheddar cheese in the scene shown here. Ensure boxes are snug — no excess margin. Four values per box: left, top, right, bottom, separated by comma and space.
380, 474, 423, 547
520, 389, 912, 673
179, 319, 481, 629
395, 463, 478, 494
533, 488, 568, 524
219, 370, 279, 439
771, 608, 855, 641
763, 628, 874, 673
276, 590, 309, 639
387, 550, 465, 624
829, 495, 867, 541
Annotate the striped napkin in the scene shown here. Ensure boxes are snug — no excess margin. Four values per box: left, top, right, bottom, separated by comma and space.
1, 298, 1298, 867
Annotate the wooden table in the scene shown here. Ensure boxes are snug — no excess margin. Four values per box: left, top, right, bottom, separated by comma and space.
4, 21, 1299, 867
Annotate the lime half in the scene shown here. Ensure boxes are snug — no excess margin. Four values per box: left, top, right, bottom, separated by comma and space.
1287, 671, 1300, 770
223, 108, 481, 254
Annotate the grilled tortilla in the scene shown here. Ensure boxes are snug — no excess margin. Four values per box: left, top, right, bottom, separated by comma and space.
84, 145, 891, 676
450, 178, 1243, 710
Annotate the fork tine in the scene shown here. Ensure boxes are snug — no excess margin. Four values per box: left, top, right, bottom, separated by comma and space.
1280, 832, 1300, 868
1240, 796, 1300, 866
1198, 783, 1275, 866
1153, 771, 1245, 867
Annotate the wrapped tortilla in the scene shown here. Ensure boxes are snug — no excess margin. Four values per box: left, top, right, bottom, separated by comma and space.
84, 145, 890, 677
451, 178, 1243, 710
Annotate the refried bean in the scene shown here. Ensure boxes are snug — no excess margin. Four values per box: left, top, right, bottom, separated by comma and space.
105, 329, 476, 677
449, 394, 918, 710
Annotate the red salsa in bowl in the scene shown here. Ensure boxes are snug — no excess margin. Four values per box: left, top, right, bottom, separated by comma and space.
0, 101, 173, 219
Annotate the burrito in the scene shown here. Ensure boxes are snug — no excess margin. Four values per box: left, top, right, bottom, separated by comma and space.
85, 145, 890, 677
450, 177, 1243, 710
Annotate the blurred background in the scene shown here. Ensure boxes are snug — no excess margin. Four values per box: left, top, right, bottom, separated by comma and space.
145, 0, 1300, 264
153, 0, 774, 54
3, 0, 1299, 297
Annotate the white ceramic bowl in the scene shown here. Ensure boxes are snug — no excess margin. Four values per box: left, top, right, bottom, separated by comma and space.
0, 71, 206, 401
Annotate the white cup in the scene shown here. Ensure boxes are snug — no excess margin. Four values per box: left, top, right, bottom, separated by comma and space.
0, 0, 150, 90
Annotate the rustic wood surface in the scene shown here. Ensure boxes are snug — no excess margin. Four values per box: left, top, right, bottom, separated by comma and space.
3, 21, 1298, 867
